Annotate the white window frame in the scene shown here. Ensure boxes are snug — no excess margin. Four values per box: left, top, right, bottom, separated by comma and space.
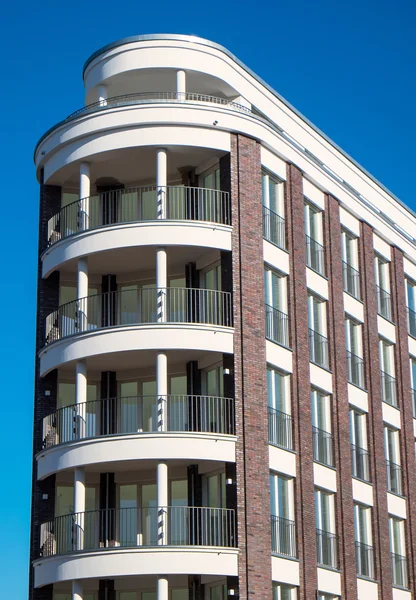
379, 338, 395, 377
315, 489, 336, 534
374, 254, 391, 293
273, 582, 298, 600
354, 503, 373, 546
304, 201, 324, 244
264, 266, 288, 314
262, 170, 285, 217
389, 517, 406, 557
349, 409, 368, 451
267, 367, 291, 415
345, 316, 363, 359
308, 294, 327, 337
311, 388, 331, 434
270, 472, 295, 521
341, 229, 359, 270
384, 426, 401, 466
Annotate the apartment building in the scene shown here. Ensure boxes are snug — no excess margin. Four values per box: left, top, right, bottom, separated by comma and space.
29, 34, 416, 600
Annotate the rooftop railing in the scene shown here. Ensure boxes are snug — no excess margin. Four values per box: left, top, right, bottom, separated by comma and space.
342, 261, 360, 299
268, 408, 293, 450
265, 305, 289, 347
262, 206, 286, 250
271, 516, 296, 558
305, 235, 325, 276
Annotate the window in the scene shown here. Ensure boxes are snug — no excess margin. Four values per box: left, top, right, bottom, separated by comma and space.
262, 171, 285, 249
207, 583, 227, 600
265, 267, 289, 347
379, 339, 397, 407
317, 595, 340, 600
305, 201, 325, 275
270, 473, 296, 557
311, 389, 333, 467
389, 517, 408, 588
315, 489, 338, 568
267, 367, 292, 449
345, 317, 365, 388
406, 279, 416, 337
350, 410, 370, 482
410, 357, 416, 416
354, 504, 374, 578
342, 229, 360, 298
375, 254, 392, 320
384, 426, 402, 495
273, 583, 297, 600
308, 295, 329, 368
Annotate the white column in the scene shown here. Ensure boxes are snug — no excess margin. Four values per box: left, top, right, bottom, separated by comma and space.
176, 69, 186, 101
79, 162, 90, 230
74, 467, 85, 551
157, 352, 168, 432
77, 257, 88, 332
157, 462, 168, 545
157, 576, 168, 600
76, 360, 87, 438
156, 248, 167, 323
98, 84, 107, 106
156, 149, 167, 219
72, 580, 83, 600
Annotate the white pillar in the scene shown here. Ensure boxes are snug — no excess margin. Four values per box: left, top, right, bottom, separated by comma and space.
72, 580, 83, 600
157, 576, 168, 600
157, 462, 168, 545
98, 84, 107, 106
74, 468, 85, 550
77, 257, 88, 332
156, 149, 167, 219
156, 248, 167, 323
79, 162, 90, 230
157, 352, 168, 432
176, 70, 186, 100
76, 360, 87, 438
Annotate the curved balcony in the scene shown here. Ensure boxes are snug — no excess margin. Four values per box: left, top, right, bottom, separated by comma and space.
46, 185, 231, 249
45, 287, 233, 346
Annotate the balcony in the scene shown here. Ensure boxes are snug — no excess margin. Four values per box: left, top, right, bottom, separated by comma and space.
351, 445, 371, 482
376, 285, 393, 321
262, 206, 286, 250
356, 541, 374, 579
268, 408, 293, 450
407, 307, 416, 338
45, 287, 233, 345
391, 552, 408, 588
347, 351, 365, 389
380, 371, 397, 407
386, 460, 403, 496
342, 261, 360, 299
265, 305, 289, 347
271, 515, 296, 558
312, 426, 334, 467
305, 235, 325, 276
43, 395, 235, 449
309, 329, 329, 369
47, 185, 231, 248
40, 506, 236, 558
316, 528, 338, 569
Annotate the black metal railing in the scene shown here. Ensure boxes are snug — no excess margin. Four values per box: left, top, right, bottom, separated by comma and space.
381, 371, 397, 407
343, 261, 360, 299
386, 460, 403, 496
309, 329, 329, 368
306, 235, 325, 275
391, 552, 408, 588
42, 394, 235, 449
376, 285, 393, 321
356, 541, 375, 579
265, 305, 289, 347
47, 184, 231, 246
262, 206, 286, 250
45, 287, 233, 345
351, 445, 371, 482
268, 408, 293, 450
407, 307, 416, 338
39, 506, 236, 557
316, 529, 338, 568
312, 426, 334, 467
347, 351, 365, 389
271, 516, 296, 557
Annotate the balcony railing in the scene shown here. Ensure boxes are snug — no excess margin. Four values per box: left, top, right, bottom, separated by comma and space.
45, 287, 233, 345
391, 552, 408, 588
407, 307, 416, 338
39, 506, 236, 557
342, 261, 360, 299
47, 185, 231, 247
309, 329, 329, 369
305, 235, 325, 276
376, 285, 393, 321
381, 371, 397, 407
271, 515, 296, 557
386, 460, 403, 496
347, 351, 365, 389
316, 529, 338, 569
265, 305, 289, 347
42, 394, 235, 449
356, 541, 375, 579
351, 445, 371, 482
262, 206, 286, 250
268, 408, 293, 450
312, 426, 334, 467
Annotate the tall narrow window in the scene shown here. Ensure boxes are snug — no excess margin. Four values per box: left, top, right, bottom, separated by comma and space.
375, 254, 392, 321
384, 426, 402, 495
379, 338, 397, 407
267, 367, 292, 449
354, 504, 374, 578
265, 267, 289, 347
315, 489, 338, 568
410, 357, 416, 417
270, 473, 296, 557
350, 410, 370, 482
389, 517, 408, 588
305, 201, 325, 275
273, 583, 297, 600
308, 295, 329, 368
406, 279, 416, 337
345, 316, 365, 388
262, 171, 285, 249
311, 389, 333, 467
342, 229, 360, 299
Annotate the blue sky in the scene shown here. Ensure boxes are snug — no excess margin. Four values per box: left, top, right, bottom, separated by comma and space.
1, 0, 415, 597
